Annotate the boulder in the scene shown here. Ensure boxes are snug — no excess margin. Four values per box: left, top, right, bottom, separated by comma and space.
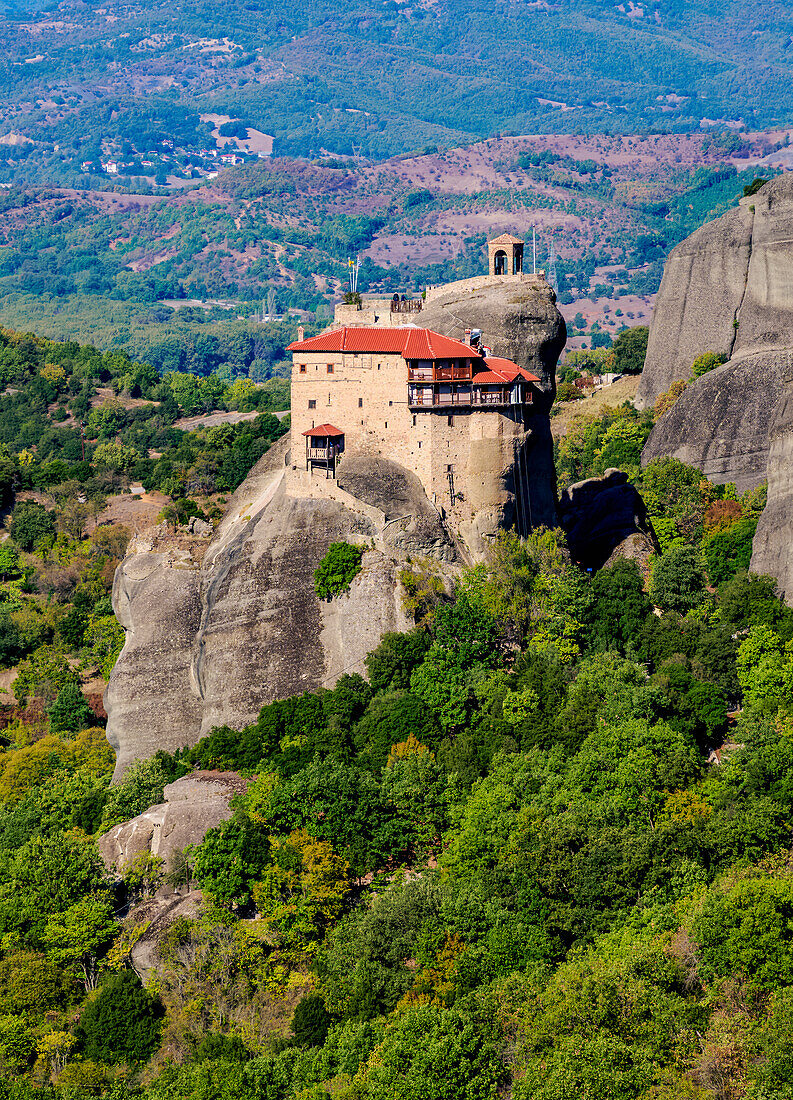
98, 771, 250, 875
557, 468, 660, 573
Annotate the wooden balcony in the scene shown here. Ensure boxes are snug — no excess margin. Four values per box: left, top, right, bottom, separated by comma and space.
307, 446, 341, 460
408, 386, 533, 410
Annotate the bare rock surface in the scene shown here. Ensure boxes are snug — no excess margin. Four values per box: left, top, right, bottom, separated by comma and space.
98, 771, 250, 874
635, 174, 793, 600
420, 277, 565, 401
637, 174, 793, 489
641, 351, 784, 491
751, 353, 793, 599
107, 440, 420, 778
557, 469, 660, 572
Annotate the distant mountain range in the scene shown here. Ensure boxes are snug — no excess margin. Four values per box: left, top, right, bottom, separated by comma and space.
2, 0, 793, 174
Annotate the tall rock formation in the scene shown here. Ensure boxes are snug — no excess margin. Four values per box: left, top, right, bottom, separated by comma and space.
105, 277, 567, 776
636, 173, 793, 599
640, 174, 793, 491
416, 276, 564, 536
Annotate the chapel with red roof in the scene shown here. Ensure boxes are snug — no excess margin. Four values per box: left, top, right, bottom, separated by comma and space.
287, 322, 541, 520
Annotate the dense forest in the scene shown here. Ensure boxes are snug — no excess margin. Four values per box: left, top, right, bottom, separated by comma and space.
0, 322, 785, 1099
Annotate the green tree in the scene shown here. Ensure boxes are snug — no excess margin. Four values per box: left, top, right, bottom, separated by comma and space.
649, 544, 706, 613
42, 895, 117, 990
587, 560, 651, 653
9, 500, 55, 551
192, 814, 270, 907
48, 681, 94, 733
314, 542, 365, 599
610, 325, 649, 374
75, 971, 163, 1064
292, 993, 331, 1047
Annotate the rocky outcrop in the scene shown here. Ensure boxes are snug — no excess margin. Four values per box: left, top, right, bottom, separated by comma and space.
557, 469, 660, 573
639, 174, 793, 490
106, 279, 568, 775
420, 276, 564, 532
107, 441, 439, 778
641, 351, 784, 492
98, 771, 249, 875
420, 276, 565, 402
750, 354, 793, 599
635, 173, 793, 599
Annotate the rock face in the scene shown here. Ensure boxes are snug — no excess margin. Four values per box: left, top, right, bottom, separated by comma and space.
420, 276, 565, 401
105, 440, 450, 778
420, 276, 565, 536
98, 771, 249, 875
557, 469, 660, 573
641, 351, 785, 492
635, 173, 793, 599
639, 174, 793, 490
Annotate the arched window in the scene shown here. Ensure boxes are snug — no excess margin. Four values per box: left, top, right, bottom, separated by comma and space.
493, 249, 508, 275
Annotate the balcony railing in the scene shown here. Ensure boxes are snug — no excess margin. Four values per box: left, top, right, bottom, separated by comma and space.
408, 387, 533, 409
307, 446, 342, 459
391, 298, 422, 314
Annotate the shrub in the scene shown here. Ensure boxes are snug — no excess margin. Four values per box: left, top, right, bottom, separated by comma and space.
48, 682, 94, 734
691, 351, 728, 377
649, 544, 706, 613
611, 325, 648, 374
314, 542, 364, 600
9, 500, 55, 551
556, 382, 584, 402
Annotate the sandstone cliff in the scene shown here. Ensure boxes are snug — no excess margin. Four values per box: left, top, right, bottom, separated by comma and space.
557, 469, 660, 574
640, 174, 793, 491
105, 439, 434, 778
637, 173, 793, 600
420, 276, 564, 532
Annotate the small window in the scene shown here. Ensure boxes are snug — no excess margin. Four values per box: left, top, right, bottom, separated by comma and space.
389, 400, 393, 407
328, 394, 332, 404
327, 364, 334, 373
412, 415, 416, 426
418, 441, 422, 449
385, 422, 388, 429
308, 399, 316, 409
358, 398, 363, 408
299, 364, 306, 374
447, 415, 454, 427
447, 463, 455, 473
377, 364, 381, 370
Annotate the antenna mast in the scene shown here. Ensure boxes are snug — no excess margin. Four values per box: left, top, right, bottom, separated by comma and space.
548, 236, 558, 293
532, 228, 537, 274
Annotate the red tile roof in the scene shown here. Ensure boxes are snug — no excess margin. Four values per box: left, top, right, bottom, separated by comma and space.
472, 357, 541, 384
288, 326, 478, 359
301, 424, 344, 437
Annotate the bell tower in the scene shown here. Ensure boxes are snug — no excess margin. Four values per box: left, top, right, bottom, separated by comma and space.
488, 233, 525, 276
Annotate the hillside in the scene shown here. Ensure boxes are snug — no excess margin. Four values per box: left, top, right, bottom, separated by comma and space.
4, 0, 793, 174
0, 131, 783, 368
0, 359, 790, 1096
